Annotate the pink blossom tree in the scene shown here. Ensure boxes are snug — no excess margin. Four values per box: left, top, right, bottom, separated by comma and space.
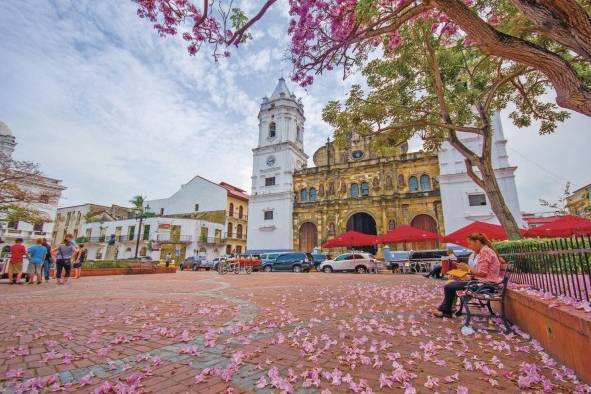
133, 0, 591, 117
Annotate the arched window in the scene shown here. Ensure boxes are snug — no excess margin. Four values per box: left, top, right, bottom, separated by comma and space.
300, 188, 309, 202
351, 183, 359, 197
139, 247, 148, 257
328, 182, 335, 195
420, 174, 431, 191
296, 125, 302, 141
386, 175, 393, 189
227, 222, 233, 237
238, 206, 243, 219
226, 245, 232, 255
229, 203, 234, 217
328, 222, 336, 236
409, 176, 419, 192
309, 188, 318, 201
398, 174, 405, 187
318, 184, 324, 196
269, 122, 276, 138
388, 219, 396, 230
360, 182, 369, 196
236, 224, 243, 239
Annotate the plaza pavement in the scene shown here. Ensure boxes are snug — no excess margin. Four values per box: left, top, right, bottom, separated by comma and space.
0, 272, 589, 393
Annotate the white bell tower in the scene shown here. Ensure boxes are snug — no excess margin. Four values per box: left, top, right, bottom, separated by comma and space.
246, 78, 308, 252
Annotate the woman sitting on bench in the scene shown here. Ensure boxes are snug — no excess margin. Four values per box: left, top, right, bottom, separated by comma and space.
432, 233, 501, 318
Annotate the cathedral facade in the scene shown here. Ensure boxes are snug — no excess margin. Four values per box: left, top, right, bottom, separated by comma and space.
292, 137, 443, 254
247, 78, 522, 255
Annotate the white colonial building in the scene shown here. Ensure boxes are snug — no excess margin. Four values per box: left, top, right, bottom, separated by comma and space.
437, 112, 524, 233
246, 78, 308, 253
81, 216, 224, 261
79, 175, 248, 262
0, 121, 65, 246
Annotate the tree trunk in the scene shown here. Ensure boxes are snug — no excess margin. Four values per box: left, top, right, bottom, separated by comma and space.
476, 161, 523, 240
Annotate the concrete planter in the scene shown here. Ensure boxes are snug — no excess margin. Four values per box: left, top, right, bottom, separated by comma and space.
505, 289, 591, 383
81, 266, 176, 277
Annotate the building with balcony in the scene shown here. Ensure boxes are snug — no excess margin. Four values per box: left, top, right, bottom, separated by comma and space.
52, 204, 134, 245
0, 121, 65, 246
80, 216, 224, 262
566, 183, 591, 218
219, 182, 249, 255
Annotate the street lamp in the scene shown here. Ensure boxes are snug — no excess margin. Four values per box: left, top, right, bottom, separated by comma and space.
134, 204, 151, 259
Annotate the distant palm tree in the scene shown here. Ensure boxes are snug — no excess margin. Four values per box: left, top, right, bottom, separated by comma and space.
129, 195, 146, 213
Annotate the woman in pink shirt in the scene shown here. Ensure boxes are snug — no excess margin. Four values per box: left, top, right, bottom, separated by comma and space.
433, 233, 501, 318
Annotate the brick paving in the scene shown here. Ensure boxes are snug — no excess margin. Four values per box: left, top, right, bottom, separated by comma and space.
0, 272, 589, 393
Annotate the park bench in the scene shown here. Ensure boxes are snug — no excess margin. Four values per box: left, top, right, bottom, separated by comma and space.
456, 263, 513, 333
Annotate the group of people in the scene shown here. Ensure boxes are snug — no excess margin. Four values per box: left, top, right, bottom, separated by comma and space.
4, 233, 87, 285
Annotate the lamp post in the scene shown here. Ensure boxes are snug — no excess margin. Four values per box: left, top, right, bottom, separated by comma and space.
134, 204, 150, 259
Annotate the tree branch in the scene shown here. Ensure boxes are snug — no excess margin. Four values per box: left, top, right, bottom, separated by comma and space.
433, 0, 591, 116
509, 0, 591, 62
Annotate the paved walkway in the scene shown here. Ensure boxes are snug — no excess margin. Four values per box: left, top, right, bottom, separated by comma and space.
0, 272, 589, 393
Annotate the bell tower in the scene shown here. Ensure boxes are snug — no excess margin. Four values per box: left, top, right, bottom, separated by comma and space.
246, 78, 308, 252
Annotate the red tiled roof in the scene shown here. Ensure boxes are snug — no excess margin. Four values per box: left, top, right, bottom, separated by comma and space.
219, 182, 249, 201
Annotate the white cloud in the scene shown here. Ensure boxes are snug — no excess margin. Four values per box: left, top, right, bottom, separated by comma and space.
0, 0, 589, 214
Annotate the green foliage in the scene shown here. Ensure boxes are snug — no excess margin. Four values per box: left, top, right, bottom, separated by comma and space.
322, 21, 570, 154
1, 204, 48, 224
129, 195, 146, 212
230, 8, 252, 43
76, 236, 89, 244
84, 260, 153, 269
539, 182, 571, 215
494, 236, 590, 272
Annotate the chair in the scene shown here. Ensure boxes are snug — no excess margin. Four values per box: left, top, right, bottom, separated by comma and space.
458, 263, 512, 333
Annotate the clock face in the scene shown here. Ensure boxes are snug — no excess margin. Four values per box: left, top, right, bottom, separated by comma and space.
266, 156, 276, 167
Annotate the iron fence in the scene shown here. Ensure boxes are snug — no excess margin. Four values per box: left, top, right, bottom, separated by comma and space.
498, 236, 591, 303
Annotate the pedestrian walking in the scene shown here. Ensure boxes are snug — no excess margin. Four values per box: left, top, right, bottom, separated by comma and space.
41, 238, 53, 282
165, 253, 172, 268
7, 238, 27, 285
52, 234, 78, 285
27, 239, 47, 284
73, 243, 87, 279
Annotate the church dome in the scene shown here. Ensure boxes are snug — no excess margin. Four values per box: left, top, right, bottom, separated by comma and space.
0, 121, 13, 136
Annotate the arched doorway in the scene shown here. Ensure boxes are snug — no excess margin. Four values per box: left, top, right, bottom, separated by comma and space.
410, 214, 438, 250
346, 212, 377, 254
299, 222, 318, 252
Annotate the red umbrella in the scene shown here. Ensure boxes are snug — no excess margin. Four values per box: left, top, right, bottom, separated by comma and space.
525, 215, 591, 238
322, 230, 379, 248
379, 225, 440, 244
442, 221, 510, 247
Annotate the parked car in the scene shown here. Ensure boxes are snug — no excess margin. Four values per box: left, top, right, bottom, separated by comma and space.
261, 252, 313, 272
211, 257, 227, 272
200, 259, 215, 270
180, 256, 206, 271
260, 252, 289, 266
385, 251, 411, 273
408, 250, 449, 272
319, 252, 381, 273
311, 254, 328, 270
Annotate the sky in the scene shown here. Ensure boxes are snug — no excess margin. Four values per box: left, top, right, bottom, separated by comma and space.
0, 0, 589, 213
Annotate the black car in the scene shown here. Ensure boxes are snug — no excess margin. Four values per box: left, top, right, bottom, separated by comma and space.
262, 252, 313, 273
408, 250, 449, 272
180, 256, 206, 271
311, 254, 328, 270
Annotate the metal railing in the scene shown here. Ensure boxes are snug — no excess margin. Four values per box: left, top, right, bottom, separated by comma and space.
499, 236, 591, 303
224, 232, 246, 241
197, 236, 224, 245
155, 234, 192, 242
227, 212, 248, 220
